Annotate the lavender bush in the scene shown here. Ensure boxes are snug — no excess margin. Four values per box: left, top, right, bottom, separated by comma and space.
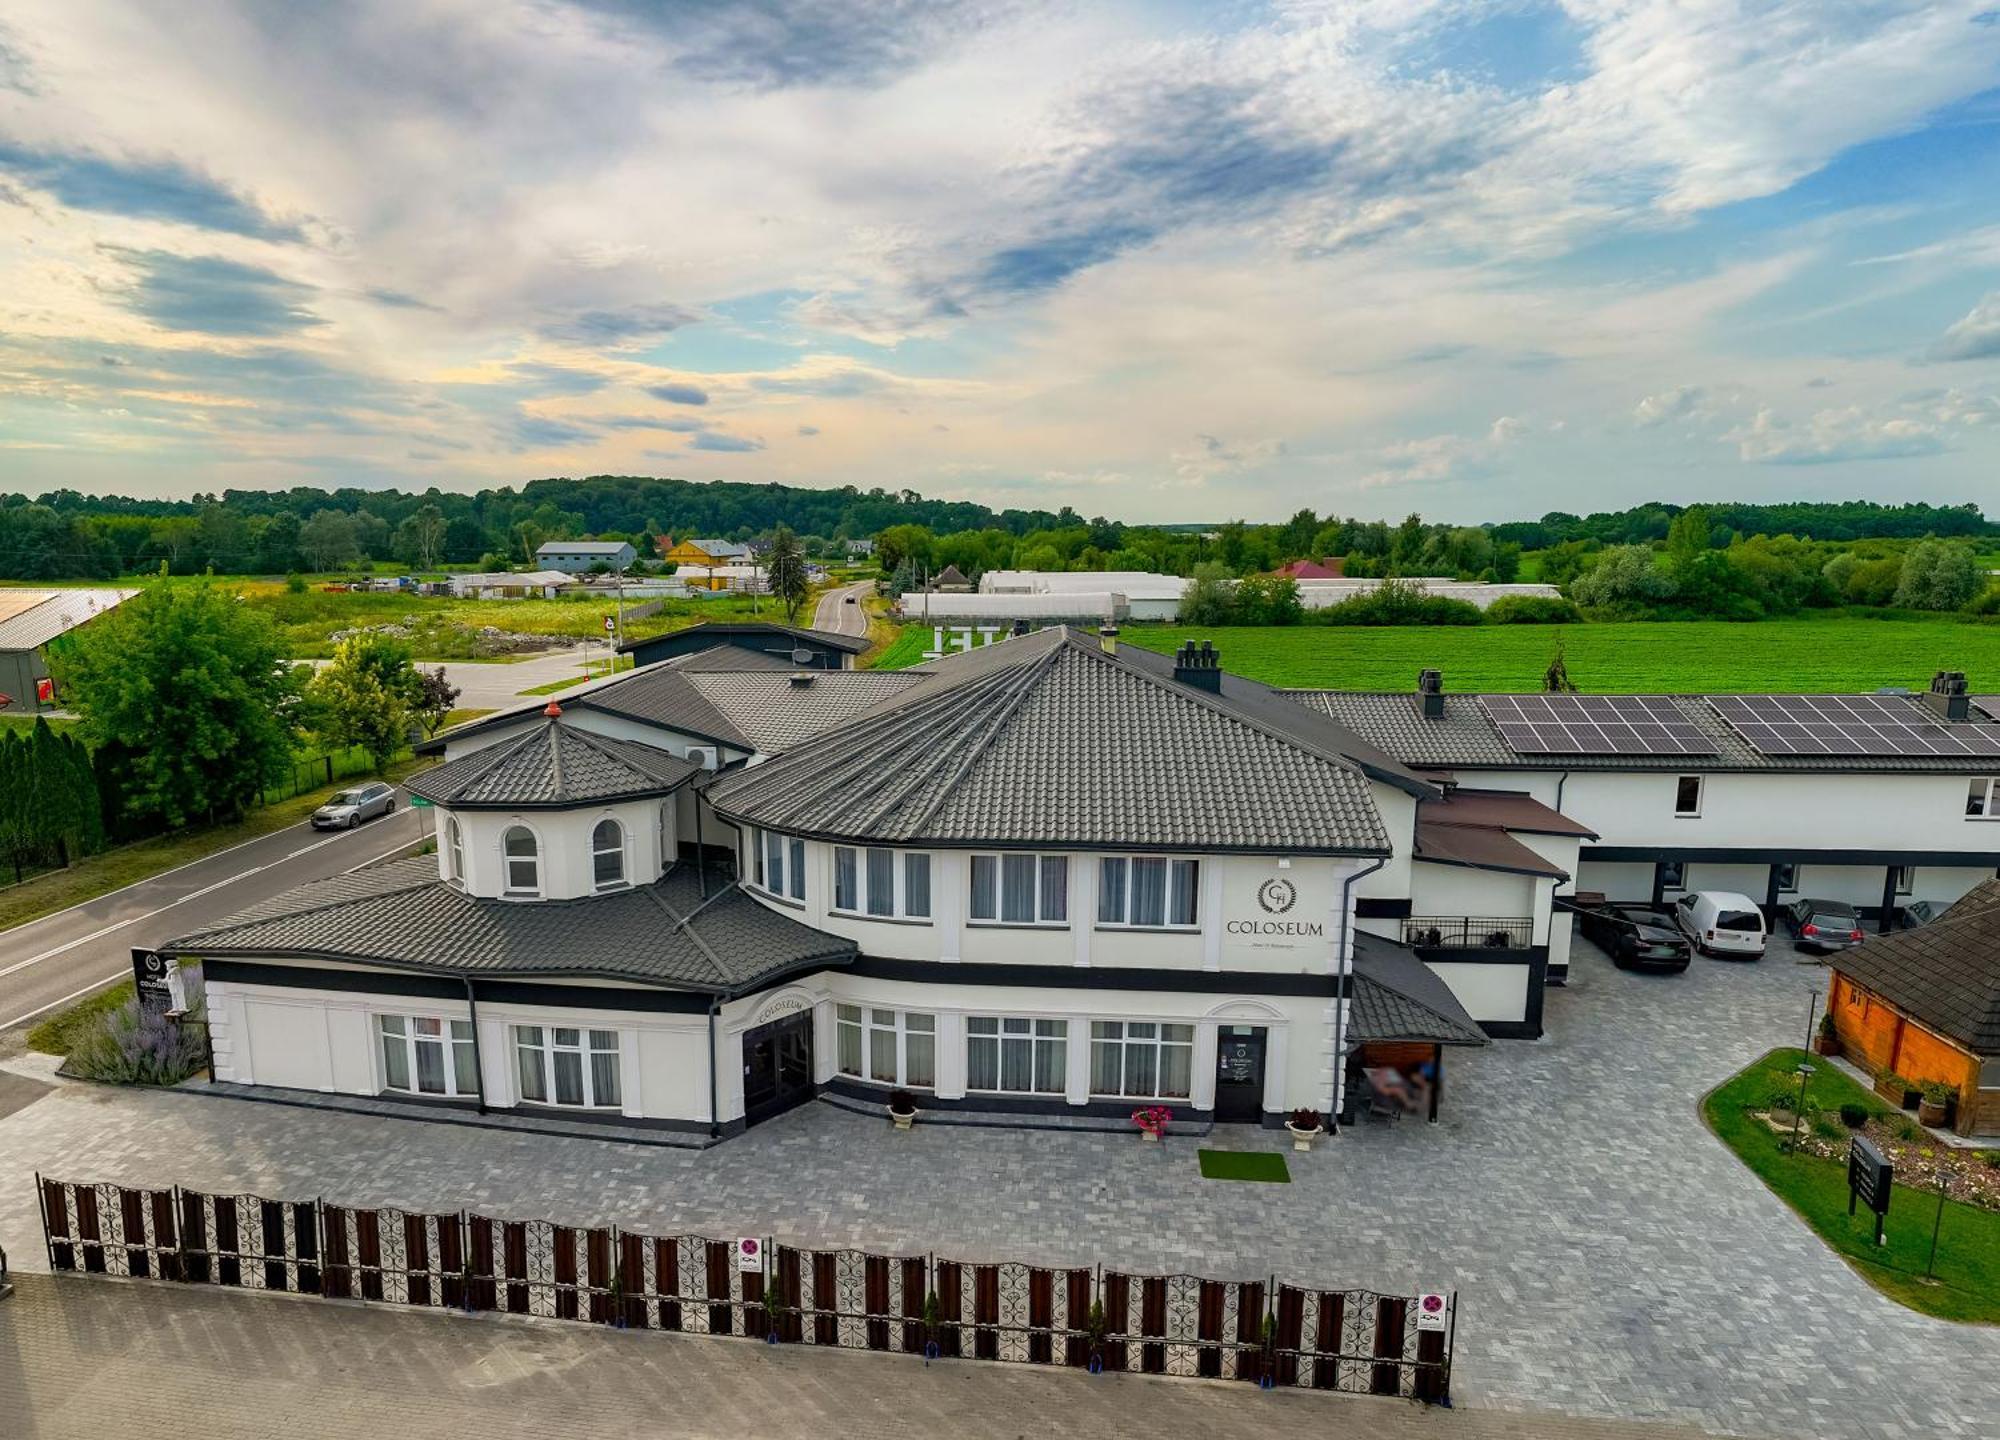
68, 969, 207, 1085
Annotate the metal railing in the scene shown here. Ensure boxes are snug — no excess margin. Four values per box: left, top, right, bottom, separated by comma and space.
1401, 916, 1534, 950
35, 1175, 1453, 1403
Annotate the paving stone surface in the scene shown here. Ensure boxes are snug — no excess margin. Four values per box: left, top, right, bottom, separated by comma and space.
0, 938, 1994, 1439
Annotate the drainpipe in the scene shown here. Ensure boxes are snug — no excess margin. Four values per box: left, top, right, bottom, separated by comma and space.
461, 975, 487, 1116
707, 997, 723, 1139
1329, 855, 1388, 1134
694, 799, 706, 897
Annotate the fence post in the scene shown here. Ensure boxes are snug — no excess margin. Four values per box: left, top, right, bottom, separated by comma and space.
1443, 1291, 1458, 1407
36, 1172, 51, 1271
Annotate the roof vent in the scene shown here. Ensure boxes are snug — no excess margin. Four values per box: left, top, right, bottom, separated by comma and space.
789, 671, 814, 688
1416, 668, 1445, 720
1172, 639, 1222, 693
543, 699, 563, 718
1010, 619, 1031, 637
1098, 625, 1119, 656
1923, 669, 1970, 722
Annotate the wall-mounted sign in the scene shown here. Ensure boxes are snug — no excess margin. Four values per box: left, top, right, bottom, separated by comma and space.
1415, 1293, 1449, 1332
736, 1237, 765, 1273
35, 677, 55, 704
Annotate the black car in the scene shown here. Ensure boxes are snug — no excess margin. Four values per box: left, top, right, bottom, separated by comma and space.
1570, 899, 1693, 972
1781, 898, 1864, 953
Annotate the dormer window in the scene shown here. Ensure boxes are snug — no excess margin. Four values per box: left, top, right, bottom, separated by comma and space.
592, 819, 627, 891
445, 816, 466, 885
502, 826, 540, 898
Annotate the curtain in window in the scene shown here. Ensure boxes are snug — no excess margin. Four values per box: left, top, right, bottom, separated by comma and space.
999, 1018, 1032, 1090
413, 1020, 446, 1094
1089, 1021, 1121, 1094
553, 1028, 585, 1106
970, 855, 997, 920
905, 1014, 935, 1087
1160, 1024, 1194, 1098
866, 849, 895, 916
1131, 858, 1167, 927
1034, 1020, 1067, 1093
869, 1009, 898, 1081
836, 1005, 863, 1075
904, 854, 931, 917
515, 1027, 547, 1103
1169, 860, 1199, 926
764, 832, 785, 895
998, 855, 1034, 923
589, 1031, 621, 1108
1122, 1021, 1157, 1096
788, 838, 806, 899
1039, 857, 1067, 922
1098, 858, 1127, 923
451, 1021, 480, 1095
966, 1018, 999, 1089
379, 1016, 410, 1091
834, 847, 858, 911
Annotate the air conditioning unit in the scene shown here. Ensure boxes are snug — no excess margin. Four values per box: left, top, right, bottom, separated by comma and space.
685, 746, 719, 770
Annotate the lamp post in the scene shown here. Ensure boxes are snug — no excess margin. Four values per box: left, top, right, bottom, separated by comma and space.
1786, 988, 1818, 1155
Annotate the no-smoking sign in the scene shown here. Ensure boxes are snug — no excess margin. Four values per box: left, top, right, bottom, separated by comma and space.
1415, 1292, 1448, 1331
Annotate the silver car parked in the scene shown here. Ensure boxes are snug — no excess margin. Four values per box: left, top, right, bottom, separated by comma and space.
311, 782, 396, 829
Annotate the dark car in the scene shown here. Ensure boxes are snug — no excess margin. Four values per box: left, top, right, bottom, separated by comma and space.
1570, 899, 1693, 972
1781, 898, 1864, 953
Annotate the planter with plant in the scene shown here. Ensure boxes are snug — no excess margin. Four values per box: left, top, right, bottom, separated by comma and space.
1082, 1296, 1108, 1372
887, 1089, 917, 1131
1813, 1014, 1841, 1057
1875, 1072, 1919, 1110
1285, 1106, 1324, 1152
1838, 1102, 1869, 1129
920, 1288, 945, 1359
1130, 1106, 1172, 1143
1918, 1081, 1954, 1128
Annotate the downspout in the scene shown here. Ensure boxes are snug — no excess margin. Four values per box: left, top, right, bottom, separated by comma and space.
707, 997, 723, 1139
1329, 854, 1388, 1135
461, 975, 488, 1116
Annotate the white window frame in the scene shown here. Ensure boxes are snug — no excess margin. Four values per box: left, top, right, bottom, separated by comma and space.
501, 824, 541, 899
830, 846, 933, 922
377, 1013, 480, 1099
1088, 1020, 1195, 1100
1967, 778, 1999, 820
965, 1015, 1068, 1094
1891, 865, 1914, 896
1673, 775, 1703, 818
1096, 856, 1201, 930
591, 817, 628, 893
511, 1024, 623, 1110
835, 1005, 936, 1088
968, 853, 1068, 926
445, 816, 466, 886
751, 828, 806, 903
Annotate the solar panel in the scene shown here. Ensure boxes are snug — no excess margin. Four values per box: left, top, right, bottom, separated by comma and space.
1478, 694, 1716, 755
1706, 694, 2000, 757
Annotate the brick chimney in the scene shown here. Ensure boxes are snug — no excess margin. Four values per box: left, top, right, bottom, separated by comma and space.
1416, 668, 1445, 720
1173, 639, 1223, 693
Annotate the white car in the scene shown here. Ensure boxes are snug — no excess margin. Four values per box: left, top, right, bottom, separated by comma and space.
1673, 890, 1768, 959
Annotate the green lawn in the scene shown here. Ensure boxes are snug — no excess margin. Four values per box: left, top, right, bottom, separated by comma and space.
516, 656, 632, 696
26, 980, 132, 1055
1197, 1150, 1291, 1183
872, 615, 2000, 691
0, 714, 81, 738
1704, 1048, 2000, 1323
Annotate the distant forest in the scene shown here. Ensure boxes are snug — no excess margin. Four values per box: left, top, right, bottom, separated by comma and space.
0, 475, 1989, 582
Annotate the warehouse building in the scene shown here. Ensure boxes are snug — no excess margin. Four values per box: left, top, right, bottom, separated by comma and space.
535, 539, 637, 574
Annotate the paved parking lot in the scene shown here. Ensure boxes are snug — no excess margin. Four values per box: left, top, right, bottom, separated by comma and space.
0, 935, 1994, 1439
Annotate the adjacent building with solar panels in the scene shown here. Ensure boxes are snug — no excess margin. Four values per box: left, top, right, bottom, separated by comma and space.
1294, 669, 2000, 939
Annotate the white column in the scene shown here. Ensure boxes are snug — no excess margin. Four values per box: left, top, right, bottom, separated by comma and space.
619, 1029, 644, 1118
479, 1016, 512, 1106
1532, 876, 1553, 944
1201, 861, 1224, 971
1192, 1023, 1220, 1111
937, 853, 964, 963
935, 1012, 967, 1098
1072, 856, 1094, 967
1323, 999, 1348, 1116
1065, 1018, 1090, 1106
1264, 1024, 1289, 1115
812, 998, 838, 1083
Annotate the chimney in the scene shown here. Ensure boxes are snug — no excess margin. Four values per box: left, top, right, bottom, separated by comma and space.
1011, 618, 1031, 637
1173, 639, 1223, 693
1098, 625, 1119, 656
1416, 668, 1444, 720
1922, 670, 1970, 722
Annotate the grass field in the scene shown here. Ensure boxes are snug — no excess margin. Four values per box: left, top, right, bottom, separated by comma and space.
872, 615, 2000, 691
1704, 1049, 1999, 1324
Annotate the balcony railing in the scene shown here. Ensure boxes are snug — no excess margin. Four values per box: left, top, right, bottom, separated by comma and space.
1401, 916, 1534, 951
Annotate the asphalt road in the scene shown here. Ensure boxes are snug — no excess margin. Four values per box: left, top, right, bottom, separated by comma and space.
0, 796, 428, 1037
812, 580, 873, 637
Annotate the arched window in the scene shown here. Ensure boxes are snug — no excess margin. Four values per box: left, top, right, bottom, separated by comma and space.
446, 817, 466, 885
592, 818, 626, 891
502, 826, 540, 897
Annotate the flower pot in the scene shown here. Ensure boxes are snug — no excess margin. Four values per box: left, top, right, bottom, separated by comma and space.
1286, 1123, 1322, 1153
1813, 1034, 1841, 1057
1141, 1129, 1160, 1144
889, 1108, 915, 1131
1918, 1097, 1948, 1127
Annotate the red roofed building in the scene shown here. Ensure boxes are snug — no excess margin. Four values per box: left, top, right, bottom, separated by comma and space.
1275, 557, 1344, 580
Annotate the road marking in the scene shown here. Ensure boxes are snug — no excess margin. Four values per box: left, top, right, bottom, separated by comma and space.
0, 970, 130, 1032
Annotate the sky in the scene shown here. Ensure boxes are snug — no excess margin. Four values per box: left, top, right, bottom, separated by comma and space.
2, 1, 2000, 524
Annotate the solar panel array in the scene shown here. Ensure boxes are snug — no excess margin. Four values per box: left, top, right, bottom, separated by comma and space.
1707, 694, 2000, 757
1478, 694, 1716, 755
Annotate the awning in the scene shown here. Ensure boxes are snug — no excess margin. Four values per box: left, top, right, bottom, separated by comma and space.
1350, 933, 1490, 1047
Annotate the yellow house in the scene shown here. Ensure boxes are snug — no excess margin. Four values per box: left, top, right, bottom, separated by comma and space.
661, 536, 753, 590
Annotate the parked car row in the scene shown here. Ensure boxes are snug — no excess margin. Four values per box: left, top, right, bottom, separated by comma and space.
1571, 888, 1882, 972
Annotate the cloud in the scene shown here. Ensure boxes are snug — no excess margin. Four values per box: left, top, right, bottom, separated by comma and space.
645, 382, 710, 406
1633, 386, 1708, 427
365, 287, 440, 312
0, 142, 300, 239
109, 251, 322, 336
1927, 292, 2000, 362
509, 362, 608, 396
1728, 407, 1945, 465
689, 430, 763, 452
796, 423, 820, 436
510, 413, 596, 449
538, 303, 700, 346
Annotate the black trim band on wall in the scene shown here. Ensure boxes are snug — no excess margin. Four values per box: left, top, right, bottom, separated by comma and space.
1584, 846, 2000, 867
824, 1076, 1223, 1122
840, 955, 1346, 997
1353, 897, 1413, 920
200, 959, 714, 1013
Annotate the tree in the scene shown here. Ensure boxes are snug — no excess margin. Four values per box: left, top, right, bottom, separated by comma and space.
1893, 539, 1981, 611
254, 511, 303, 574
874, 524, 936, 576
298, 509, 360, 571
1543, 635, 1579, 693
512, 520, 548, 565
305, 633, 414, 775
1181, 562, 1235, 626
1568, 545, 1675, 611
766, 526, 810, 624
411, 667, 461, 739
50, 580, 304, 827
395, 503, 447, 570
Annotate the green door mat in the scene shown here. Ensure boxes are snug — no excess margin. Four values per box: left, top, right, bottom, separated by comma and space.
1196, 1149, 1291, 1183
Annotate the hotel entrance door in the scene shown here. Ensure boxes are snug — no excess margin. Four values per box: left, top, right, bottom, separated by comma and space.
1213, 1025, 1267, 1123
742, 1012, 815, 1127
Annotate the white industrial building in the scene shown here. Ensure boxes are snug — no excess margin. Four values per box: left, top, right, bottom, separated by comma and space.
979, 570, 1187, 621
445, 570, 573, 599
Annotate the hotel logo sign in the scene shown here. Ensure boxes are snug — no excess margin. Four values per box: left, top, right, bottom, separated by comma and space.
1226, 876, 1323, 941
1256, 878, 1296, 914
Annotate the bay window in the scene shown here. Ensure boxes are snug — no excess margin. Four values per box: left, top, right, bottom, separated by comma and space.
1097, 857, 1200, 928
835, 1005, 936, 1088
1089, 1021, 1193, 1099
513, 1025, 622, 1109
378, 1014, 479, 1098
830, 847, 933, 921
753, 828, 806, 902
966, 1016, 1067, 1094
970, 853, 1068, 925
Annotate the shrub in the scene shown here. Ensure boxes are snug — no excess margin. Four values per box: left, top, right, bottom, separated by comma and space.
1921, 1081, 1954, 1106
1764, 1084, 1800, 1113
1895, 1118, 1922, 1142
1310, 580, 1483, 627
1839, 1102, 1869, 1128
1483, 594, 1582, 625
67, 993, 206, 1086
1812, 1117, 1842, 1140
1981, 1151, 2000, 1170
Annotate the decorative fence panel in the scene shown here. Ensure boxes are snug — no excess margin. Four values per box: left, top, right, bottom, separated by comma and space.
34, 1175, 1454, 1406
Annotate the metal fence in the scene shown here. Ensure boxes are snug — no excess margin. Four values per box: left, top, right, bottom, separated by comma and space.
1402, 915, 1534, 950
36, 1175, 1454, 1402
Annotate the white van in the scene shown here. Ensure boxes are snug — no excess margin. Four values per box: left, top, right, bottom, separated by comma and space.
1673, 890, 1768, 959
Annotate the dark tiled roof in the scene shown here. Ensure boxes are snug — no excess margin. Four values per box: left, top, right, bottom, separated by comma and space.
1349, 934, 1490, 1046
1413, 813, 1568, 879
406, 716, 698, 809
1291, 690, 2000, 774
1829, 878, 2000, 1055
707, 627, 1391, 854
161, 856, 855, 994
686, 671, 929, 752
618, 620, 871, 656
1427, 788, 1597, 837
